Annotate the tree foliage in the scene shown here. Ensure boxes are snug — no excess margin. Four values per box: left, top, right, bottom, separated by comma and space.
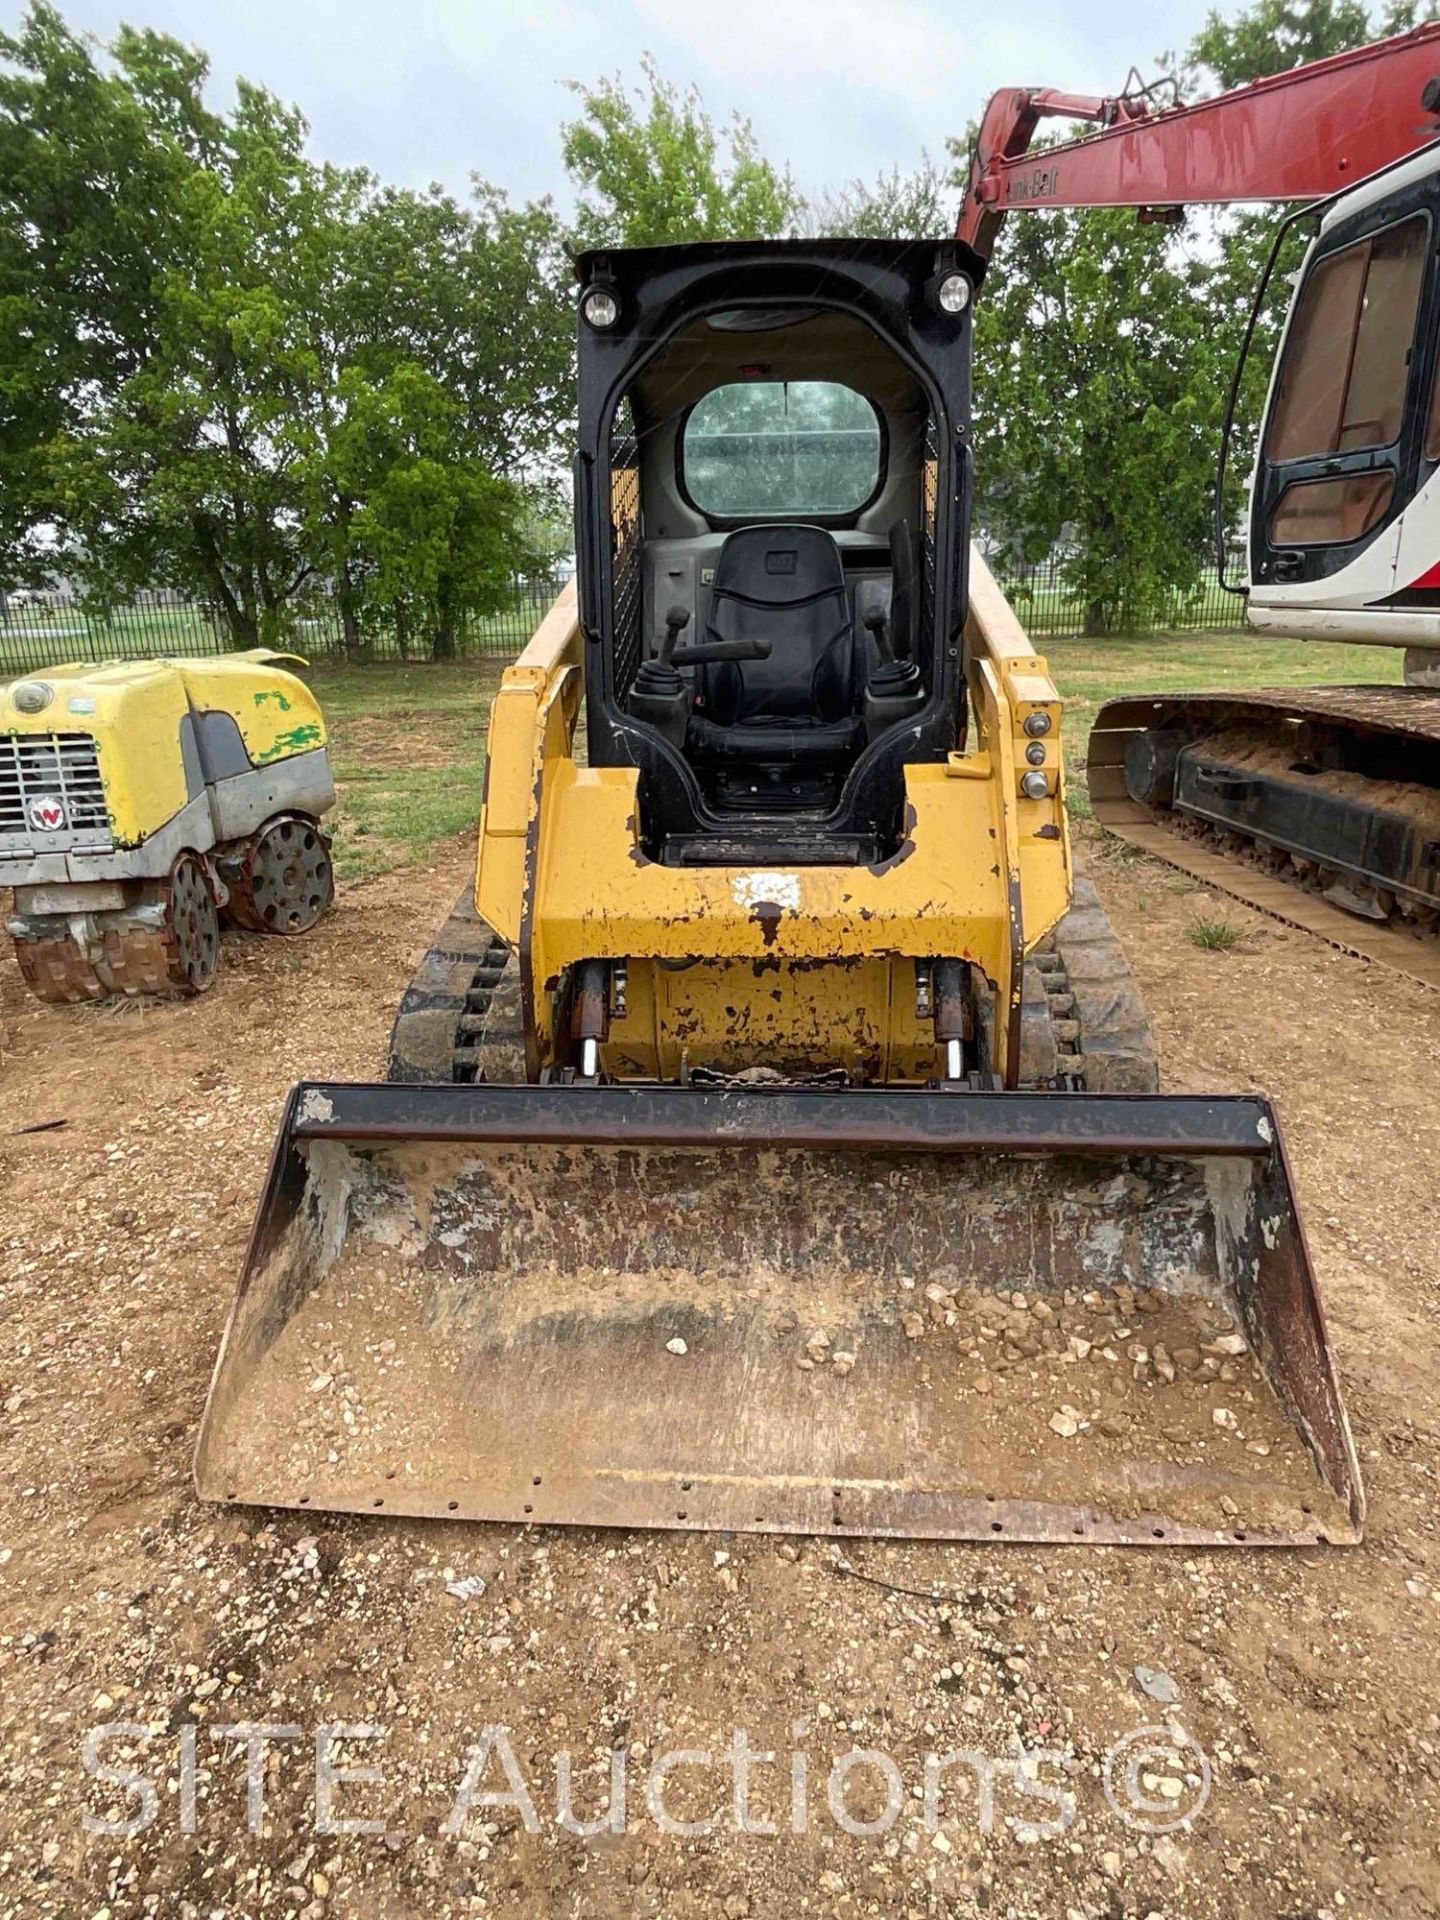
5, 0, 1436, 649
0, 3, 569, 653
802, 158, 950, 240
561, 55, 802, 248
1188, 0, 1374, 84
1187, 0, 1425, 87
968, 205, 1222, 632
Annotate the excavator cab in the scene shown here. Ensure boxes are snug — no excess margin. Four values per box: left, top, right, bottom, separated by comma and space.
1246, 151, 1440, 639
1091, 152, 1440, 958
574, 239, 973, 865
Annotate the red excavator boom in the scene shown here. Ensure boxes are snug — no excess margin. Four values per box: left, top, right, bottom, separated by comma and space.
959, 23, 1440, 259
961, 22, 1440, 988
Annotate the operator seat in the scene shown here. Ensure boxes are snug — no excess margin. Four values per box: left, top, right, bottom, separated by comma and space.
686, 525, 866, 777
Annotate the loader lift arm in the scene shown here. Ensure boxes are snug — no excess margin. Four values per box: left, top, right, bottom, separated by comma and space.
959, 21, 1440, 261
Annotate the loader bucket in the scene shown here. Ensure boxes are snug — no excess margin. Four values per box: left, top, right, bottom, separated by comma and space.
195, 1084, 1363, 1547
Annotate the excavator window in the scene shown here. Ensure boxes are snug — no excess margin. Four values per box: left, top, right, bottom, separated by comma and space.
1269, 469, 1395, 546
1266, 214, 1428, 462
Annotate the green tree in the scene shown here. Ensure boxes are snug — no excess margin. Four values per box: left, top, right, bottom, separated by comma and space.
562, 55, 802, 247
968, 204, 1221, 632
803, 158, 949, 239
343, 181, 571, 477
283, 183, 569, 657
0, 3, 209, 585
329, 362, 536, 659
1187, 0, 1429, 87
41, 64, 349, 643
1187, 0, 1373, 83
0, 2, 569, 655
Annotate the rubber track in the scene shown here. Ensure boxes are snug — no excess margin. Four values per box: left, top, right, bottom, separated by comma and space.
1026, 875, 1160, 1092
386, 892, 521, 1083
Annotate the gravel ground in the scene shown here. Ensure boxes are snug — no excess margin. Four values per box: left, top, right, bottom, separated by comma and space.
1, 830, 1437, 1919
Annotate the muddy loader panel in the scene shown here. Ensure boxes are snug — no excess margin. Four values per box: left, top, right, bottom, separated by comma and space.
196, 1084, 1362, 1547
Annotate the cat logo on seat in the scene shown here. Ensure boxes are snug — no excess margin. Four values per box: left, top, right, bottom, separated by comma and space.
27, 795, 66, 833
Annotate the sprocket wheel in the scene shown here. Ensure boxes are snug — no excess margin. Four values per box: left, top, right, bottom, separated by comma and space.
165, 851, 221, 993
227, 815, 334, 935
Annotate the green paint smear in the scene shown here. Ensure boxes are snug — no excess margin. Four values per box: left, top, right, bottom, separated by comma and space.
256, 721, 322, 763
254, 688, 293, 711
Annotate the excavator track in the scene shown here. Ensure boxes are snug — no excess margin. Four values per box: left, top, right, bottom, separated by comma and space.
1087, 685, 1440, 990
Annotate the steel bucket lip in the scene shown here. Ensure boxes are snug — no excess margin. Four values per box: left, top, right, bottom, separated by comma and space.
280, 1079, 1282, 1160
195, 1079, 1365, 1548
193, 1479, 1359, 1551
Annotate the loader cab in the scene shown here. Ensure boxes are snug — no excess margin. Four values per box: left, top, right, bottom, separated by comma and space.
573, 238, 979, 866
1249, 148, 1440, 612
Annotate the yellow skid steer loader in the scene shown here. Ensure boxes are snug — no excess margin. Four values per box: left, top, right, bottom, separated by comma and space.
197, 239, 1362, 1547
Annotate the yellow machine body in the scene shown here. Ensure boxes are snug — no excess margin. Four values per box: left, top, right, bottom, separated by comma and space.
1, 650, 327, 855
2, 650, 336, 1002
476, 557, 1071, 1085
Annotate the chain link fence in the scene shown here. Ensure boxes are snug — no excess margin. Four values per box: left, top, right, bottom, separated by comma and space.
0, 549, 1242, 675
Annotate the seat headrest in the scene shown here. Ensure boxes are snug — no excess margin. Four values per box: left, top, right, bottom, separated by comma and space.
711, 525, 846, 606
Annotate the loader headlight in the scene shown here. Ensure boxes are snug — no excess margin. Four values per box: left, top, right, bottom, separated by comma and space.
1023, 711, 1052, 737
12, 680, 53, 715
581, 287, 619, 330
1021, 770, 1050, 800
937, 272, 972, 314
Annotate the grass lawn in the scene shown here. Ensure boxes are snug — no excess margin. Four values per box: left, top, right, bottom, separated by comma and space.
1045, 624, 1404, 737
219, 629, 1419, 879
307, 659, 505, 880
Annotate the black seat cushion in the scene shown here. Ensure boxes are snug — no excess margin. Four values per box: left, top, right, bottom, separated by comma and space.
688, 526, 864, 760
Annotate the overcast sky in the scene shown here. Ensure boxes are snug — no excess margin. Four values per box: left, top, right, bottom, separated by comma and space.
25, 0, 1224, 211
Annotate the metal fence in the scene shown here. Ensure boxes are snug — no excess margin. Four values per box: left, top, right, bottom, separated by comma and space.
986, 553, 1246, 637
0, 569, 573, 676
0, 550, 1242, 675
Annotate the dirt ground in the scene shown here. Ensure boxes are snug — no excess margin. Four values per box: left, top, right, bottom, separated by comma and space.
1, 831, 1438, 1920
